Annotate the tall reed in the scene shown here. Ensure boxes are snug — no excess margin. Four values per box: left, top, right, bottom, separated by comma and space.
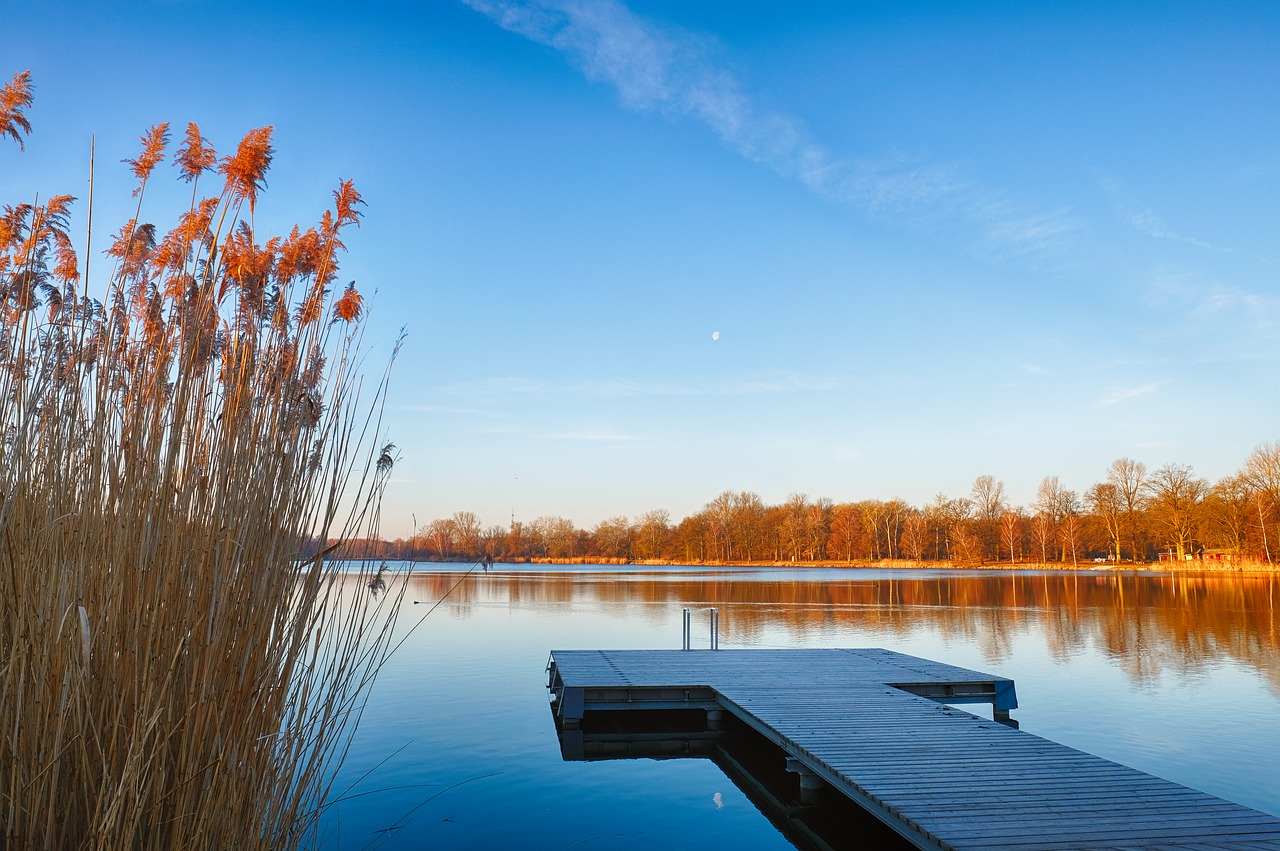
0, 70, 404, 849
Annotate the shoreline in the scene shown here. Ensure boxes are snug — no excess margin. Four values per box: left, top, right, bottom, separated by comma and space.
337, 556, 1278, 574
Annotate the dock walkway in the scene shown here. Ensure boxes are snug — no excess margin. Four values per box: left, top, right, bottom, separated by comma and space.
546, 648, 1280, 850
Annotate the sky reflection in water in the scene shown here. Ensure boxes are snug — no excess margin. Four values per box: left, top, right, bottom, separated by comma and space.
323, 566, 1280, 849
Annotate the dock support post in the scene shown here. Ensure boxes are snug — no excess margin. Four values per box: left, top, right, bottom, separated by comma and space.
710, 607, 719, 650
994, 679, 1018, 727
786, 757, 824, 804
558, 687, 585, 729
706, 707, 723, 731
682, 608, 691, 650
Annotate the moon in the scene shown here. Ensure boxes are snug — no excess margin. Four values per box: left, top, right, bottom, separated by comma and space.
711, 330, 720, 341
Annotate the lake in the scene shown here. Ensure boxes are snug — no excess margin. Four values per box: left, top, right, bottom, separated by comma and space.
320, 565, 1280, 849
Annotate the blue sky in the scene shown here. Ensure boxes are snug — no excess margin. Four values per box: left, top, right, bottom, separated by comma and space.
5, 1, 1278, 537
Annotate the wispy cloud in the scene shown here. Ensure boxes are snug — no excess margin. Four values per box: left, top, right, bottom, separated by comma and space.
1145, 269, 1280, 330
1103, 178, 1233, 253
1196, 283, 1280, 324
543, 429, 645, 442
462, 0, 1080, 262
392, 403, 485, 415
440, 371, 838, 399
1098, 382, 1161, 406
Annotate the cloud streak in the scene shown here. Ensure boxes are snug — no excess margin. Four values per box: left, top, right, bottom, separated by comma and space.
1098, 382, 1161, 406
1145, 270, 1280, 331
462, 0, 1080, 262
1103, 178, 1233, 253
543, 429, 645, 442
440, 371, 838, 399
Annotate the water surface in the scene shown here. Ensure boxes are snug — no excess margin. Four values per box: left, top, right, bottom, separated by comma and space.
322, 565, 1280, 849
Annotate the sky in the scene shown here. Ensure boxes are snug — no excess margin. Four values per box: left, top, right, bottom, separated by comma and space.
4, 1, 1279, 538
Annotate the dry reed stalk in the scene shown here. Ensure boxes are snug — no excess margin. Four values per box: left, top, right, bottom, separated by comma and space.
0, 70, 404, 849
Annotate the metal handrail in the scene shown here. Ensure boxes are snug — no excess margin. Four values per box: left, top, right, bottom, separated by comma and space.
681, 606, 720, 650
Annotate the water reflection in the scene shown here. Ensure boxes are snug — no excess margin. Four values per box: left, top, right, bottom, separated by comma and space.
403, 568, 1280, 694
325, 566, 1280, 848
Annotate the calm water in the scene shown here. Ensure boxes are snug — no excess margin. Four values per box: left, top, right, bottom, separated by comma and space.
320, 565, 1280, 849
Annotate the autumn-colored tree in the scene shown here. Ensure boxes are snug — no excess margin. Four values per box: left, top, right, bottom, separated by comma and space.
928, 494, 972, 561
452, 510, 483, 557
1030, 512, 1055, 564
732, 491, 769, 561
481, 524, 506, 558
1058, 496, 1084, 567
535, 516, 578, 559
1242, 442, 1280, 563
971, 474, 1007, 560
425, 517, 457, 558
830, 502, 871, 562
1108, 457, 1149, 561
634, 508, 672, 560
1085, 481, 1123, 562
950, 523, 985, 566
999, 509, 1024, 564
1203, 475, 1253, 556
1144, 463, 1208, 560
670, 513, 708, 562
592, 515, 633, 560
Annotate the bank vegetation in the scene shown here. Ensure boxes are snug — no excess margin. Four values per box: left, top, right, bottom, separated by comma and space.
356, 448, 1280, 569
1, 70, 399, 849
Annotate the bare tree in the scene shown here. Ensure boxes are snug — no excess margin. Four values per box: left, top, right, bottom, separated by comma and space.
1057, 490, 1084, 567
928, 494, 973, 561
999, 509, 1024, 564
451, 511, 482, 558
971, 475, 1006, 561
901, 512, 929, 562
782, 493, 811, 562
670, 515, 707, 563
706, 491, 735, 562
634, 509, 671, 560
426, 517, 457, 559
1036, 476, 1079, 561
829, 503, 866, 563
481, 525, 506, 558
1085, 481, 1123, 562
804, 498, 832, 561
540, 516, 578, 559
1243, 442, 1280, 563
881, 499, 908, 560
1108, 458, 1148, 561
1144, 463, 1208, 561
505, 521, 528, 559
950, 524, 985, 566
1030, 512, 1054, 564
1243, 441, 1280, 502
592, 516, 633, 560
1203, 475, 1252, 556
732, 491, 768, 561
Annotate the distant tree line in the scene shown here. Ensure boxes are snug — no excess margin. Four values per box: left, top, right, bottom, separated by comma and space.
343, 443, 1280, 567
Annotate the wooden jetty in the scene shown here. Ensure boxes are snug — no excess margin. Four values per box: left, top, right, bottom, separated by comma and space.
546, 648, 1280, 850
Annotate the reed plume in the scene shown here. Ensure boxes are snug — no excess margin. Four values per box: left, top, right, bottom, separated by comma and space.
0, 72, 403, 850
0, 70, 33, 150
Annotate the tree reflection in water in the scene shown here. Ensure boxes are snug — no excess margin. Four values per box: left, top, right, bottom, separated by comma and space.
405, 567, 1280, 693
323, 565, 1280, 847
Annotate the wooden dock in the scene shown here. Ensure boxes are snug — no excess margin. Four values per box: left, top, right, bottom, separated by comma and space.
546, 649, 1280, 850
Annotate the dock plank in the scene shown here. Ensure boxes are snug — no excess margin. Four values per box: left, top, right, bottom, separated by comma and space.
547, 649, 1280, 850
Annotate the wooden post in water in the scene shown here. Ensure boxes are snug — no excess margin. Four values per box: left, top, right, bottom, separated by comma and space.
786, 757, 824, 804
